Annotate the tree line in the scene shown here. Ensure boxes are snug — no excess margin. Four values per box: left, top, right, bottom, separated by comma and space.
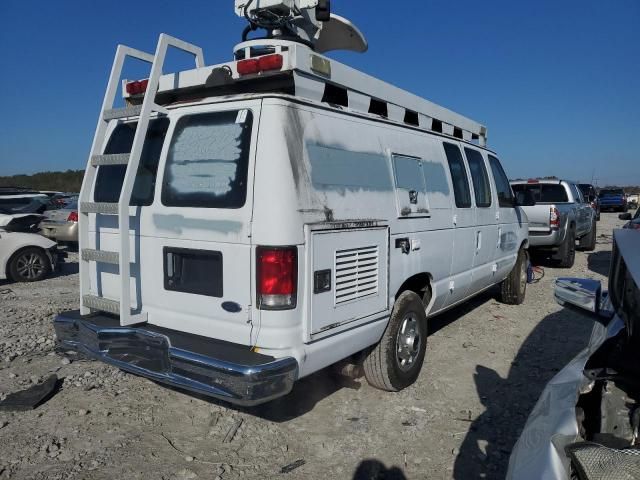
0, 170, 84, 193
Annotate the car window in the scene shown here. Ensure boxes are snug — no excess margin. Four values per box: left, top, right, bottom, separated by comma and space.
599, 189, 624, 197
94, 118, 170, 205
511, 184, 569, 203
162, 110, 254, 209
569, 184, 584, 203
464, 148, 492, 208
488, 155, 514, 208
443, 143, 471, 208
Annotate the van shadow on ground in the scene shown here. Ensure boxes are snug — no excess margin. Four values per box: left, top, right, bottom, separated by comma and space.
170, 290, 500, 423
587, 250, 612, 277
452, 307, 596, 479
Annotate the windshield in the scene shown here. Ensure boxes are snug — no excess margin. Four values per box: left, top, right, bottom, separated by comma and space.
0, 195, 48, 214
599, 189, 624, 197
511, 184, 569, 203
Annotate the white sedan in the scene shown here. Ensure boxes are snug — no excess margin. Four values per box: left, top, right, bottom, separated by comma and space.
0, 212, 61, 282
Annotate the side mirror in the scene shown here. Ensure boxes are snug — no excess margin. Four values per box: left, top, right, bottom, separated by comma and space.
554, 278, 613, 319
619, 213, 632, 220
515, 190, 536, 207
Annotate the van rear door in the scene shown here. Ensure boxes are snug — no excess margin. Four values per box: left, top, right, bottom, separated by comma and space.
91, 100, 261, 345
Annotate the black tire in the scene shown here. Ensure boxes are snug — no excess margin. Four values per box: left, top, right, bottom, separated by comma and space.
578, 220, 597, 252
8, 247, 51, 282
557, 229, 576, 268
499, 247, 528, 305
363, 291, 428, 392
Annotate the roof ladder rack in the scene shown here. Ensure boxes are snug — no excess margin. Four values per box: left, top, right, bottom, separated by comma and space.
78, 34, 204, 326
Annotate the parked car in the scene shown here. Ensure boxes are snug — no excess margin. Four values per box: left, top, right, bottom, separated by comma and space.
0, 193, 50, 214
54, 9, 532, 407
507, 229, 639, 479
0, 208, 61, 282
578, 183, 600, 221
40, 200, 79, 245
510, 179, 596, 268
598, 187, 628, 212
619, 208, 640, 230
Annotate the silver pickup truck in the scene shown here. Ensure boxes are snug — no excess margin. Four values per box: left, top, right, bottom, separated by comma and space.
510, 179, 596, 267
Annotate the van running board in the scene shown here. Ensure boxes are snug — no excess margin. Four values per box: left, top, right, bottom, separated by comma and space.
82, 295, 148, 324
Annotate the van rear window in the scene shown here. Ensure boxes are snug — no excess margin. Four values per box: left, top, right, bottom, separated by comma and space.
94, 118, 170, 205
161, 110, 253, 209
511, 184, 569, 203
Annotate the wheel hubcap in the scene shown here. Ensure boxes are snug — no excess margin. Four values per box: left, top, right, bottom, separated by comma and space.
16, 253, 44, 280
396, 315, 421, 372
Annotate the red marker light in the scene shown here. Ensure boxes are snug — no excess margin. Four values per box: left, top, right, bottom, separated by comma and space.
237, 54, 283, 76
67, 211, 78, 222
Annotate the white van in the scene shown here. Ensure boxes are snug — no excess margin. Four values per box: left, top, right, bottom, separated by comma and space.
55, 4, 530, 405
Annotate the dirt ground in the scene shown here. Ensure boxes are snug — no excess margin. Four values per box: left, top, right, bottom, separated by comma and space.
0, 212, 629, 480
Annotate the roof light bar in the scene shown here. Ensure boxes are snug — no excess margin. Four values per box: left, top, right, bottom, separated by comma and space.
237, 54, 284, 76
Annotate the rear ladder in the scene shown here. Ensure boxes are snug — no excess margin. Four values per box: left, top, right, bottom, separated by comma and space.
78, 34, 205, 326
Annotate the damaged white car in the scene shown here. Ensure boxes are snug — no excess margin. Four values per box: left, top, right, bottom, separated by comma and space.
508, 229, 640, 479
0, 209, 62, 282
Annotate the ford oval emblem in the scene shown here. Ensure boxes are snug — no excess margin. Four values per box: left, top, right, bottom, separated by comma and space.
222, 301, 242, 313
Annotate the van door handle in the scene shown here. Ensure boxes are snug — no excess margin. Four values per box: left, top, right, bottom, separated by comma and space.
476, 231, 482, 252
497, 228, 502, 249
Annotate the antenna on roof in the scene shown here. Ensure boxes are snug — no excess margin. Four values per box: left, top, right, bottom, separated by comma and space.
234, 0, 368, 53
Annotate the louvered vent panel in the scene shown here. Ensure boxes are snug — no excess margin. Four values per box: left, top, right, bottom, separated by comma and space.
334, 246, 379, 304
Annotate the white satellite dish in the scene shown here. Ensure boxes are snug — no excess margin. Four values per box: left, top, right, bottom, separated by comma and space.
313, 14, 368, 54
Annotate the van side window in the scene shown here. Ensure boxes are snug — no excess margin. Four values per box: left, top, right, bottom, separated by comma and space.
391, 155, 429, 217
94, 118, 170, 205
488, 155, 515, 208
443, 143, 471, 208
464, 148, 492, 208
162, 110, 253, 209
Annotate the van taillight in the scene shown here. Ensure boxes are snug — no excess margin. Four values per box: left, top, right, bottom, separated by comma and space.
67, 211, 78, 222
550, 207, 560, 229
256, 247, 297, 310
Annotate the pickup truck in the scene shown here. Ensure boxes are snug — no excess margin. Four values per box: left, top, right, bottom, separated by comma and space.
598, 187, 628, 212
510, 179, 596, 267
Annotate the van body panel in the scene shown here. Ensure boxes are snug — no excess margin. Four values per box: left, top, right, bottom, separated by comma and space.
80, 94, 527, 387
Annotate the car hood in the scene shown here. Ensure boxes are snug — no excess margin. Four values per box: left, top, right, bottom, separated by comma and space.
506, 317, 625, 479
0, 213, 45, 231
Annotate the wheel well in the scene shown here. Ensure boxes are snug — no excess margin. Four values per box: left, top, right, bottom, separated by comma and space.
396, 273, 432, 300
5, 246, 48, 280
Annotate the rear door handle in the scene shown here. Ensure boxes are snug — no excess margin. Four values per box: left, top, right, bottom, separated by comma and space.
476, 231, 482, 252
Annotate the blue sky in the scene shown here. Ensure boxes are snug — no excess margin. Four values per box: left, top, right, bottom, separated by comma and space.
0, 0, 638, 185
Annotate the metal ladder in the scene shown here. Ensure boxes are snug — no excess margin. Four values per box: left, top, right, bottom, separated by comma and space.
78, 34, 205, 326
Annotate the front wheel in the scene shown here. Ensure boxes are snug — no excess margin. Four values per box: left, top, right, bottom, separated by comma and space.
363, 291, 428, 392
499, 247, 528, 305
8, 248, 51, 282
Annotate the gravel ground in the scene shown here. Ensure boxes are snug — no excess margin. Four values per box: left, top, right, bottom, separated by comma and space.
0, 213, 629, 480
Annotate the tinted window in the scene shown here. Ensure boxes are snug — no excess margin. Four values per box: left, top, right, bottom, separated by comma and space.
94, 118, 170, 205
511, 184, 569, 203
488, 155, 515, 208
599, 189, 624, 197
464, 148, 492, 208
443, 143, 471, 208
162, 110, 253, 209
570, 184, 584, 203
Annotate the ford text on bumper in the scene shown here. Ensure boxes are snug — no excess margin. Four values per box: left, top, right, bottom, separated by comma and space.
54, 311, 298, 406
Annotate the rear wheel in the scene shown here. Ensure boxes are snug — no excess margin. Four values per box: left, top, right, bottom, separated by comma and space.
578, 220, 597, 251
363, 291, 428, 392
556, 229, 576, 268
499, 247, 528, 305
8, 248, 51, 282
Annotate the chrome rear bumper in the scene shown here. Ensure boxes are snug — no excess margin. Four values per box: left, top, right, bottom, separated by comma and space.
54, 311, 298, 406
